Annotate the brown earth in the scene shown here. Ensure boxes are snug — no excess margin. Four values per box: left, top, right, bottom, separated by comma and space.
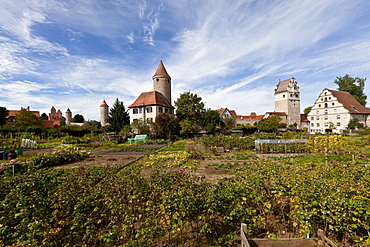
22, 144, 165, 169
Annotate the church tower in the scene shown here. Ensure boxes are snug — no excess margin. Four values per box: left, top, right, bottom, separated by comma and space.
100, 100, 109, 127
153, 60, 171, 104
274, 77, 301, 127
65, 108, 72, 125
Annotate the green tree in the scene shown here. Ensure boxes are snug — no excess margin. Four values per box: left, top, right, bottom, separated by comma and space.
0, 106, 8, 125
154, 113, 179, 139
15, 108, 42, 128
346, 118, 364, 132
334, 74, 367, 106
200, 109, 224, 133
179, 119, 196, 137
73, 114, 85, 123
222, 116, 236, 130
303, 106, 312, 115
257, 116, 281, 132
107, 98, 130, 132
174, 92, 205, 123
40, 112, 48, 120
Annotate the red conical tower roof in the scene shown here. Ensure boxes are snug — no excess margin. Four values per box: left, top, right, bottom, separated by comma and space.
100, 100, 108, 107
153, 60, 169, 77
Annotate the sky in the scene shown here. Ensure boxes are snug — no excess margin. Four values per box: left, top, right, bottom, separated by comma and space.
1, 0, 370, 121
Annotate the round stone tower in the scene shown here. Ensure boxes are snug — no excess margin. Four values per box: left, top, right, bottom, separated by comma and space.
65, 108, 72, 125
152, 60, 171, 104
100, 100, 109, 127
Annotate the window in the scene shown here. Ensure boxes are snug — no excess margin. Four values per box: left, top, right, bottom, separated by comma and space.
316, 110, 319, 114
311, 117, 314, 120
334, 109, 337, 112
133, 109, 138, 114
337, 115, 340, 119
133, 119, 138, 122
319, 104, 321, 107
146, 107, 152, 113
316, 116, 319, 120
324, 103, 328, 108
139, 107, 142, 113
283, 94, 285, 98
147, 117, 153, 122
317, 123, 320, 127
325, 123, 328, 127
337, 122, 341, 126
324, 116, 328, 120
311, 123, 314, 127
332, 103, 334, 106
159, 107, 163, 113
324, 110, 328, 115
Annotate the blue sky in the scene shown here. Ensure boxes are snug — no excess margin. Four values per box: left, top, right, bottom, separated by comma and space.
1, 0, 370, 121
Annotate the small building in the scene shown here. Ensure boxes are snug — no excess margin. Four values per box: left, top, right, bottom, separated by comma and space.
307, 88, 370, 134
129, 61, 174, 123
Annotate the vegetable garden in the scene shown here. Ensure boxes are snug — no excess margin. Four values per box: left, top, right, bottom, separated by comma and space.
0, 134, 370, 246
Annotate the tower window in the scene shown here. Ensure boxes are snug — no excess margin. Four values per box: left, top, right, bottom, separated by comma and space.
147, 107, 153, 113
156, 79, 159, 81
283, 95, 285, 98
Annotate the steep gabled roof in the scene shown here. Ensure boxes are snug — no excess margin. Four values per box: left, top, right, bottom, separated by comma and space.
100, 100, 108, 107
328, 89, 370, 114
275, 77, 297, 94
153, 60, 170, 77
129, 91, 174, 108
301, 114, 309, 122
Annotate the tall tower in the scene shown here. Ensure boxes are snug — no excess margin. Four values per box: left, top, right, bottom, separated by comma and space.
65, 108, 72, 125
153, 60, 171, 104
274, 77, 301, 127
100, 100, 109, 127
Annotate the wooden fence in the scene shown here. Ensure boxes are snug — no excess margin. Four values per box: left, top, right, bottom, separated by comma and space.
241, 223, 337, 247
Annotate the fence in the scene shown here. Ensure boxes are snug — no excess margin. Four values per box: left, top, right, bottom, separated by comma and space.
255, 139, 309, 154
241, 223, 337, 247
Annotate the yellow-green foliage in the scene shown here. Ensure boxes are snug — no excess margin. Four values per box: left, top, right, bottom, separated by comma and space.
144, 150, 198, 169
307, 135, 348, 152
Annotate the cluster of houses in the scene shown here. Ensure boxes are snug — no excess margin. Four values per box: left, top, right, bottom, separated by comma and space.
101, 61, 370, 134
4, 61, 370, 134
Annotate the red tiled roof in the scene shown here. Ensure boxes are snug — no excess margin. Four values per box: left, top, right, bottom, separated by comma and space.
328, 89, 370, 114
265, 112, 288, 117
129, 91, 174, 108
7, 110, 40, 118
153, 60, 170, 77
216, 108, 227, 117
41, 120, 61, 128
301, 114, 309, 122
229, 110, 238, 118
100, 100, 108, 107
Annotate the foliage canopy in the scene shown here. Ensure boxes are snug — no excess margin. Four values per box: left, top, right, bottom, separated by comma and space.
15, 109, 42, 128
107, 98, 130, 132
334, 74, 367, 106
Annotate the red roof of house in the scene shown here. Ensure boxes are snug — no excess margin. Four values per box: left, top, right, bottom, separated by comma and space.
328, 89, 370, 114
153, 60, 170, 77
216, 108, 227, 117
7, 110, 40, 118
129, 91, 174, 108
265, 112, 288, 118
41, 120, 61, 128
100, 100, 108, 107
301, 114, 309, 122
